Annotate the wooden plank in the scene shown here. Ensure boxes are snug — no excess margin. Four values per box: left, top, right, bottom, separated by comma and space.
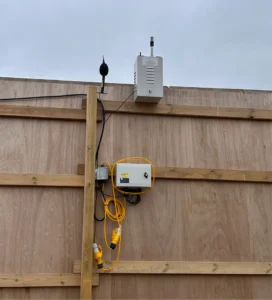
73, 260, 272, 275
80, 87, 97, 299
0, 174, 84, 187
0, 104, 102, 122
77, 164, 272, 183
2, 167, 272, 187
82, 99, 272, 121
156, 167, 272, 182
0, 167, 272, 188
103, 101, 272, 120
0, 273, 99, 287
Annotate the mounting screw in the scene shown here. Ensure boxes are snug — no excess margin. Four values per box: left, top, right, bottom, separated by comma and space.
144, 172, 148, 178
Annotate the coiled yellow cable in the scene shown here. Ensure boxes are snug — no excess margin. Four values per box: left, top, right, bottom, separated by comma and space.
101, 157, 155, 271
104, 197, 126, 223
103, 196, 126, 249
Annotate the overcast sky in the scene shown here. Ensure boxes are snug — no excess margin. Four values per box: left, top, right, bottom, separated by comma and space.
1, 0, 272, 89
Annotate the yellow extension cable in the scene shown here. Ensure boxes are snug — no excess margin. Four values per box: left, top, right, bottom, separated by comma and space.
101, 157, 155, 271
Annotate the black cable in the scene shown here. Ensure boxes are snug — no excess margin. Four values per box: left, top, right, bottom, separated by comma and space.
93, 90, 137, 226
125, 194, 141, 205
96, 182, 123, 199
104, 91, 135, 123
100, 191, 123, 199
94, 187, 105, 223
96, 90, 134, 160
96, 98, 106, 165
122, 188, 142, 205
0, 93, 87, 101
93, 96, 106, 229
98, 185, 107, 203
93, 190, 99, 240
93, 190, 98, 239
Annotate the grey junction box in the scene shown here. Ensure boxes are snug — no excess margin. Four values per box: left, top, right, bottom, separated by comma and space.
115, 163, 152, 188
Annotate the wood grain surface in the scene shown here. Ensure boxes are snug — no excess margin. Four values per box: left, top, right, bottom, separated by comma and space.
1, 77, 272, 299
0, 104, 102, 122
78, 164, 272, 183
0, 273, 99, 287
73, 260, 272, 275
0, 118, 85, 175
0, 104, 86, 121
80, 87, 97, 299
0, 187, 84, 299
0, 174, 84, 187
83, 99, 272, 121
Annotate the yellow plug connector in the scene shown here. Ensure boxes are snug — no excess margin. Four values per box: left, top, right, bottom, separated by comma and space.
110, 226, 121, 250
93, 243, 103, 269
